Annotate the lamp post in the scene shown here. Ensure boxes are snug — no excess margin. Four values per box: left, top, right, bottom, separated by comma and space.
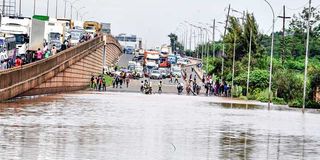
64, 0, 67, 18
55, 0, 58, 18
33, 0, 36, 15
80, 11, 89, 21
70, 0, 81, 19
76, 6, 85, 20
302, 0, 312, 113
246, 27, 253, 99
47, 0, 49, 16
231, 33, 236, 99
263, 0, 275, 110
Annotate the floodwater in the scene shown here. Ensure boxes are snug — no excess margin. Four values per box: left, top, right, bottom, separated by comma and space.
0, 92, 319, 160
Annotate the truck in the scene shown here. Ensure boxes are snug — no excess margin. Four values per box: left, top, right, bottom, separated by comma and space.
84, 21, 101, 35
144, 51, 160, 71
28, 15, 63, 53
1, 16, 31, 56
101, 23, 111, 34
0, 33, 16, 62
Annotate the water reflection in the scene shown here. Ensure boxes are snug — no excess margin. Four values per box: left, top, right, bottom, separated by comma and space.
0, 92, 319, 159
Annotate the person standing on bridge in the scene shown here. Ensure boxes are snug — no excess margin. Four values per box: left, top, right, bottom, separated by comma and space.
15, 56, 22, 67
36, 48, 43, 61
51, 45, 57, 56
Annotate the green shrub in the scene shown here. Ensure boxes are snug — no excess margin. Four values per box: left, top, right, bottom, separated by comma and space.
239, 96, 248, 100
288, 99, 303, 108
255, 89, 271, 103
306, 101, 320, 109
272, 97, 287, 105
232, 85, 243, 97
103, 75, 114, 86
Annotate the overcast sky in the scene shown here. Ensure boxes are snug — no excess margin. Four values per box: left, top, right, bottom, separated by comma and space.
20, 0, 316, 48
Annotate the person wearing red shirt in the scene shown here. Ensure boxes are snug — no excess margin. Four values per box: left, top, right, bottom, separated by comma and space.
15, 56, 22, 67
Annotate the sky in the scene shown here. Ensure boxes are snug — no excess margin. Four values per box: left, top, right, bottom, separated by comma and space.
19, 0, 317, 48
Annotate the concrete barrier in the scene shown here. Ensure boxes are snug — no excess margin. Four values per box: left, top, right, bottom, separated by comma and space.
0, 35, 122, 101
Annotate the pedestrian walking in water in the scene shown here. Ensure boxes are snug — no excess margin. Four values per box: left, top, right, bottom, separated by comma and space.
102, 78, 107, 91
126, 76, 130, 88
174, 74, 179, 84
158, 81, 163, 94
115, 75, 120, 88
90, 76, 95, 88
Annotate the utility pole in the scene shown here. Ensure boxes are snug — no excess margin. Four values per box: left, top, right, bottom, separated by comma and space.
19, 0, 21, 16
303, 0, 312, 113
56, 0, 58, 18
231, 34, 236, 99
33, 0, 36, 15
224, 4, 231, 37
47, 0, 49, 16
64, 0, 67, 18
189, 26, 192, 53
212, 19, 216, 57
278, 5, 291, 64
246, 28, 253, 98
3, 0, 5, 16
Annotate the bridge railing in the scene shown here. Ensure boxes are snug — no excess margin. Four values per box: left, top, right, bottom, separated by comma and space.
0, 36, 103, 90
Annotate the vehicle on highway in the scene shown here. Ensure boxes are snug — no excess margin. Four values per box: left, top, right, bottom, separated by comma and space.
1, 16, 31, 58
135, 66, 144, 78
159, 68, 169, 79
84, 21, 101, 34
69, 29, 85, 46
150, 70, 162, 79
128, 61, 136, 71
0, 34, 16, 60
171, 66, 182, 78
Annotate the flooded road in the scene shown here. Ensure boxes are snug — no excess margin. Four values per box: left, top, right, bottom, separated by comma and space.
0, 92, 319, 160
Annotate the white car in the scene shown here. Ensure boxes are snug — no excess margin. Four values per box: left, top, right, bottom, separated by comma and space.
150, 70, 162, 79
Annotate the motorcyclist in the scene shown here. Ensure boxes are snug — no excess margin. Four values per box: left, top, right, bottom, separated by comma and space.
177, 83, 184, 95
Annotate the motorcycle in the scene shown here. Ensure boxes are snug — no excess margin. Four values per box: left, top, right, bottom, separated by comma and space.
177, 85, 184, 95
144, 85, 153, 94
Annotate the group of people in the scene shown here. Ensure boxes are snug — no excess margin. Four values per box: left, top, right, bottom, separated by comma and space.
0, 32, 95, 71
202, 75, 231, 97
90, 75, 107, 91
112, 71, 130, 89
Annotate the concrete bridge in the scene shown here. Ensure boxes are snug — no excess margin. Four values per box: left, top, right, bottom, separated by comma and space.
0, 35, 122, 101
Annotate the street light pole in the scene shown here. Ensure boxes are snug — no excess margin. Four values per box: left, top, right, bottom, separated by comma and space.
64, 0, 67, 18
205, 29, 209, 72
19, 0, 21, 16
231, 34, 236, 99
212, 19, 216, 62
47, 0, 50, 16
302, 0, 312, 113
56, 0, 58, 18
264, 0, 275, 110
246, 28, 253, 98
33, 0, 36, 15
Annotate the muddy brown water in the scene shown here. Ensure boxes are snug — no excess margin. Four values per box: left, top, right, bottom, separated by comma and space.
0, 92, 319, 160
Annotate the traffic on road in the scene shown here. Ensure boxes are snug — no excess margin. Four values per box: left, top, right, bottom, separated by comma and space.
0, 15, 108, 70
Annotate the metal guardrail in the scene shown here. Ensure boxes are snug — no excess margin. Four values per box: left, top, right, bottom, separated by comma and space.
0, 36, 103, 90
